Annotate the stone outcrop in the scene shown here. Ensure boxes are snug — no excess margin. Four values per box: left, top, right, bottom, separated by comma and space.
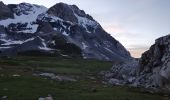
137, 34, 170, 89
0, 1, 13, 20
103, 34, 170, 91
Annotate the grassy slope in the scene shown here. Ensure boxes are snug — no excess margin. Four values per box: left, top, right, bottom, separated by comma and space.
0, 56, 168, 100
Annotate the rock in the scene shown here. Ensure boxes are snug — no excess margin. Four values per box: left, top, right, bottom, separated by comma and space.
55, 75, 77, 82
12, 74, 21, 77
44, 97, 52, 100
2, 96, 7, 100
36, 72, 77, 82
38, 98, 45, 100
38, 95, 53, 100
3, 88, 8, 91
137, 34, 170, 89
0, 25, 7, 39
108, 78, 122, 85
103, 59, 138, 85
47, 3, 78, 23
39, 73, 56, 79
88, 76, 96, 80
0, 1, 13, 20
104, 73, 114, 78
103, 34, 170, 91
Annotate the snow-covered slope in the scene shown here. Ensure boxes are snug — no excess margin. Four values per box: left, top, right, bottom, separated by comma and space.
0, 2, 131, 61
0, 3, 47, 33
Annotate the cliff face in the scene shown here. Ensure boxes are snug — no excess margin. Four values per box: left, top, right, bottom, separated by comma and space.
137, 34, 170, 89
0, 1, 13, 20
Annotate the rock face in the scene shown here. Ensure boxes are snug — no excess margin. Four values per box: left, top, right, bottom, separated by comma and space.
0, 2, 131, 61
0, 1, 13, 20
103, 34, 170, 91
137, 34, 170, 89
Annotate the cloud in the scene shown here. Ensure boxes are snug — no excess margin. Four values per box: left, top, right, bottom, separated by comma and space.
127, 44, 150, 49
128, 48, 148, 58
102, 24, 151, 58
126, 44, 150, 58
104, 25, 141, 38
104, 25, 124, 33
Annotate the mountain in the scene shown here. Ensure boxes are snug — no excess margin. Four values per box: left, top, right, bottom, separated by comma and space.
103, 34, 170, 91
0, 2, 131, 61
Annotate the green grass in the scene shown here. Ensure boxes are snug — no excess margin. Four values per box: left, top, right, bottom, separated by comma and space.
0, 56, 169, 100
0, 56, 113, 75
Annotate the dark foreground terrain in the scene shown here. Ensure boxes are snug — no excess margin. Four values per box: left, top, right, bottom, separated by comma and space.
0, 56, 169, 100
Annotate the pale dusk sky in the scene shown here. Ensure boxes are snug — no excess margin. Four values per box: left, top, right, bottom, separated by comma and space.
2, 0, 170, 57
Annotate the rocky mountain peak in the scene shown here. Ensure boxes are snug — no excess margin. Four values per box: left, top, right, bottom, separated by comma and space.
47, 3, 78, 23
47, 3, 96, 25
0, 2, 131, 61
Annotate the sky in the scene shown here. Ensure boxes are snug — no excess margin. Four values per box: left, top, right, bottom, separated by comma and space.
2, 0, 170, 57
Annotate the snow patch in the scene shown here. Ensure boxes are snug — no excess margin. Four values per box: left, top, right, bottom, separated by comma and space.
51, 40, 55, 45
38, 38, 52, 51
74, 14, 97, 27
38, 13, 63, 23
82, 42, 88, 50
53, 28, 57, 31
104, 47, 114, 53
0, 4, 47, 33
68, 6, 98, 33
0, 37, 35, 46
74, 13, 98, 33
62, 31, 69, 36
23, 37, 35, 43
0, 47, 12, 49
1, 40, 23, 45
0, 34, 7, 38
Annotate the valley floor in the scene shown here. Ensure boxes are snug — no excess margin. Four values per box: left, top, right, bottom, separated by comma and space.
0, 56, 169, 100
